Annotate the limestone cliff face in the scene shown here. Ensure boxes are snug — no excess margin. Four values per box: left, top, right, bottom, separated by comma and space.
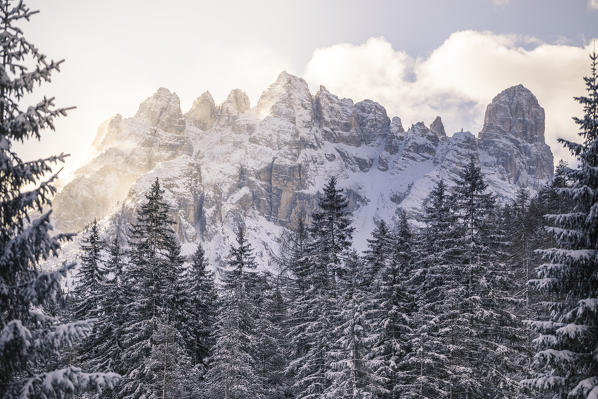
185, 91, 217, 131
134, 87, 186, 134
52, 73, 554, 267
478, 84, 553, 192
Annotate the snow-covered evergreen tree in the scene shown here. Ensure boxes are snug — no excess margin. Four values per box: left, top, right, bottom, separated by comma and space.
69, 219, 114, 379
71, 220, 106, 323
308, 176, 355, 294
526, 52, 598, 398
405, 179, 461, 398
117, 178, 187, 398
452, 158, 524, 398
278, 215, 310, 296
91, 233, 129, 398
328, 251, 383, 398
184, 243, 217, 369
363, 219, 394, 288
203, 226, 263, 399
253, 271, 289, 399
369, 213, 414, 399
287, 176, 355, 398
0, 1, 118, 396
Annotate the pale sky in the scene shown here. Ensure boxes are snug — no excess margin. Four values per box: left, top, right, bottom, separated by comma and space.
17, 0, 598, 182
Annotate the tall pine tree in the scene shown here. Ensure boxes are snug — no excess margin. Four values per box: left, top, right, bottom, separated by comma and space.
328, 251, 384, 398
0, 1, 118, 396
203, 226, 263, 399
452, 159, 523, 398
369, 213, 414, 399
405, 179, 462, 398
526, 52, 598, 398
185, 243, 217, 369
117, 178, 187, 398
287, 176, 355, 398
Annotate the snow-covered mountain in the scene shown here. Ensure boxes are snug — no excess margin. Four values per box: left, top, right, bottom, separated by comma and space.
52, 72, 553, 268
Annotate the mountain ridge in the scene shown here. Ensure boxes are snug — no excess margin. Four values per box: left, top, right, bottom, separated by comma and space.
52, 71, 554, 268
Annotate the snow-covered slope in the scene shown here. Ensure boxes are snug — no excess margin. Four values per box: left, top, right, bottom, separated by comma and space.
52, 71, 553, 268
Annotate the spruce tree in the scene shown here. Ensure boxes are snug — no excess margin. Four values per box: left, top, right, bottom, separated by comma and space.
404, 179, 461, 398
452, 159, 523, 398
71, 220, 106, 323
328, 251, 383, 398
278, 215, 310, 296
117, 178, 187, 398
309, 176, 355, 293
0, 1, 118, 396
93, 234, 129, 398
526, 52, 598, 398
69, 219, 112, 377
185, 243, 217, 369
369, 212, 414, 399
363, 219, 393, 288
203, 226, 263, 399
253, 271, 289, 399
287, 176, 355, 398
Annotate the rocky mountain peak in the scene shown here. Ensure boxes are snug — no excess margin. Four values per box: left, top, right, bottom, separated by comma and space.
185, 91, 216, 131
92, 113, 123, 151
222, 89, 250, 114
216, 89, 250, 127
256, 71, 313, 127
479, 84, 545, 144
135, 87, 185, 134
353, 99, 390, 144
430, 116, 446, 138
478, 84, 552, 188
314, 87, 391, 146
409, 122, 429, 135
390, 116, 405, 135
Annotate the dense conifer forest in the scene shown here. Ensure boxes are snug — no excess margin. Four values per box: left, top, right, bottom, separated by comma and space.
1, 0, 598, 398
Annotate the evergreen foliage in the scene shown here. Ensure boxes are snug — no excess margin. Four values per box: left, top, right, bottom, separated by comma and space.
185, 243, 217, 368
526, 52, 598, 398
203, 226, 263, 399
117, 178, 188, 398
369, 213, 414, 399
287, 177, 355, 398
406, 179, 461, 398
0, 1, 118, 397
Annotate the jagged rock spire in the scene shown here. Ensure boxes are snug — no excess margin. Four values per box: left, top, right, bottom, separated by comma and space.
135, 87, 185, 134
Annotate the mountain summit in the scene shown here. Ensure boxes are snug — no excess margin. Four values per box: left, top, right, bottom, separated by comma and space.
53, 73, 553, 266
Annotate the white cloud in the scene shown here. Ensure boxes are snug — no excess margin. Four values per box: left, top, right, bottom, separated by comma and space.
589, 0, 598, 10
304, 32, 595, 165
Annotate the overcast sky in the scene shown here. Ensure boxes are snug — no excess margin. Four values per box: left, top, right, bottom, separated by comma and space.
18, 0, 598, 182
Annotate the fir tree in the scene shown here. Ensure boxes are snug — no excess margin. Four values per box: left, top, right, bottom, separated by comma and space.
203, 226, 263, 399
526, 52, 598, 398
93, 234, 129, 398
69, 219, 113, 378
308, 176, 355, 294
185, 243, 217, 369
117, 178, 187, 398
253, 271, 289, 399
363, 219, 393, 288
328, 251, 383, 398
370, 212, 414, 399
452, 159, 524, 398
0, 1, 118, 397
287, 176, 355, 398
71, 220, 106, 323
405, 179, 461, 398
278, 215, 310, 296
